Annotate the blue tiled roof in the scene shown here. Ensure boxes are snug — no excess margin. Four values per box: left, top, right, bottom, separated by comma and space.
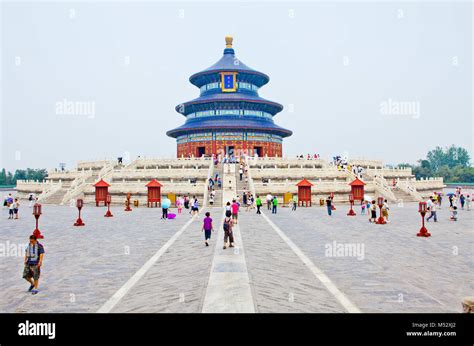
176, 93, 283, 116
167, 116, 292, 138
189, 48, 269, 88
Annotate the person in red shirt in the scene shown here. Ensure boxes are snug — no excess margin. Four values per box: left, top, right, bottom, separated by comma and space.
231, 199, 239, 224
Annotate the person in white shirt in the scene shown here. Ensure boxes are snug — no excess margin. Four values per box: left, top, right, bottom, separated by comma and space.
426, 198, 437, 222
266, 193, 273, 211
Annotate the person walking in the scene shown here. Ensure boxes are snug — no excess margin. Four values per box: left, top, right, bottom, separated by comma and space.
466, 195, 471, 211
438, 194, 442, 208
292, 195, 297, 211
256, 195, 262, 214
177, 196, 183, 215
202, 212, 214, 246
231, 199, 239, 224
191, 197, 199, 216
426, 198, 437, 222
223, 213, 234, 249
239, 167, 243, 181
272, 196, 278, 214
361, 200, 366, 215
460, 194, 465, 209
266, 193, 273, 210
28, 194, 34, 208
184, 195, 190, 212
23, 235, 44, 295
326, 196, 332, 216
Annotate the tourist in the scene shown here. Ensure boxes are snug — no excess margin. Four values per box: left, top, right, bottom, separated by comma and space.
256, 195, 262, 214
239, 167, 243, 181
466, 195, 471, 210
460, 194, 465, 209
266, 193, 273, 210
28, 194, 34, 208
369, 200, 377, 222
426, 198, 437, 222
8, 200, 14, 220
438, 194, 442, 208
202, 212, 213, 247
13, 198, 20, 220
225, 201, 232, 215
382, 199, 389, 223
184, 195, 190, 211
361, 200, 366, 215
177, 195, 183, 214
161, 203, 169, 220
250, 194, 255, 209
272, 196, 278, 214
223, 212, 234, 249
448, 194, 453, 207
243, 192, 248, 207
191, 197, 199, 216
449, 206, 458, 221
23, 235, 44, 295
325, 196, 332, 216
209, 195, 214, 206
292, 195, 297, 211
217, 178, 222, 189
231, 199, 239, 224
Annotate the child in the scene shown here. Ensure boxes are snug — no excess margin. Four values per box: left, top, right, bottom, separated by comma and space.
202, 212, 213, 246
450, 206, 458, 221
176, 196, 183, 215
361, 200, 366, 215
369, 200, 377, 223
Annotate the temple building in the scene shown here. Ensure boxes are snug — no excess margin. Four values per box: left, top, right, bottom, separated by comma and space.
167, 36, 292, 158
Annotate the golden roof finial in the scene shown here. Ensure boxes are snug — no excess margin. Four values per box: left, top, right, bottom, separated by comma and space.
225, 35, 233, 48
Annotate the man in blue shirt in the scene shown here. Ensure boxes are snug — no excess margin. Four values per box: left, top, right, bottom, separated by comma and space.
23, 235, 45, 295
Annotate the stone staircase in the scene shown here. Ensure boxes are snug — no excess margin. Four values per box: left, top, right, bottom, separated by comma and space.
210, 163, 224, 208
41, 187, 68, 204
235, 162, 250, 201
391, 187, 414, 203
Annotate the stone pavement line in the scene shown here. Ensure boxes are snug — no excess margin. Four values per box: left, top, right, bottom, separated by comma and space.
97, 215, 198, 313
260, 211, 362, 313
201, 163, 255, 313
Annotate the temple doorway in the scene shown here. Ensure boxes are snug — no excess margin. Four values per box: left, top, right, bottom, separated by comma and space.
197, 146, 206, 157
254, 146, 263, 157
226, 146, 234, 156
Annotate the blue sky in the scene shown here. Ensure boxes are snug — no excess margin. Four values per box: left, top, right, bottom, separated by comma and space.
1, 1, 472, 170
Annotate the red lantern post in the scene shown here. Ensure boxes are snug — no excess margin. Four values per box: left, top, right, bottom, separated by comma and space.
105, 194, 113, 217
347, 193, 356, 216
32, 203, 44, 239
417, 202, 431, 237
124, 193, 132, 212
375, 197, 386, 224
74, 198, 85, 226
330, 192, 336, 210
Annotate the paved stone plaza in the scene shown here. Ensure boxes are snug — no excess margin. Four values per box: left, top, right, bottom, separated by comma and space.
0, 200, 472, 313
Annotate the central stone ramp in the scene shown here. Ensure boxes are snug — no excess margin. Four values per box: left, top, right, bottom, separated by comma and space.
109, 210, 220, 313
201, 163, 255, 313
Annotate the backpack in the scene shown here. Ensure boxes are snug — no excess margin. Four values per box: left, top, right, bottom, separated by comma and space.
223, 218, 230, 231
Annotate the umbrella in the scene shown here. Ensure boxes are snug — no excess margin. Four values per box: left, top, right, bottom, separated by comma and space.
162, 198, 171, 209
